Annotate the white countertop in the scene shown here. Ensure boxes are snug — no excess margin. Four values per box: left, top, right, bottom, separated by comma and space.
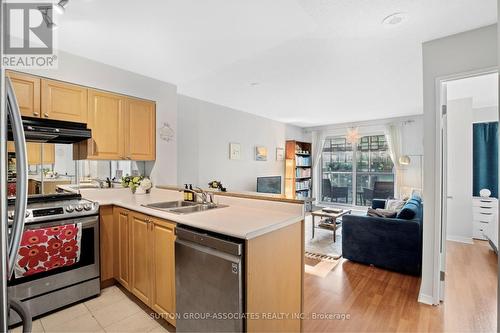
78, 188, 305, 240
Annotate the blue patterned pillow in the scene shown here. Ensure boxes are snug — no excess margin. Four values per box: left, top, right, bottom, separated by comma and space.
396, 198, 420, 220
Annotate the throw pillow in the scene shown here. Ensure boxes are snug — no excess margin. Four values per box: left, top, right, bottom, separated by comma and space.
367, 208, 397, 218
396, 199, 420, 220
385, 199, 406, 212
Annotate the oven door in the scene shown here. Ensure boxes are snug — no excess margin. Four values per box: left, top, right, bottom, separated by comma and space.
8, 215, 100, 300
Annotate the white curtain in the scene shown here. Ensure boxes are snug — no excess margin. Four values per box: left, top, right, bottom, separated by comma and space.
311, 130, 326, 203
384, 124, 403, 198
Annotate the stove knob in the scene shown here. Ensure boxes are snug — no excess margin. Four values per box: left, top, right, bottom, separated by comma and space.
8, 212, 14, 220
75, 205, 83, 212
66, 205, 75, 213
83, 203, 92, 211
25, 211, 30, 218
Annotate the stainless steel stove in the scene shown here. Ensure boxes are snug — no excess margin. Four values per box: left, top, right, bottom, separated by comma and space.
8, 194, 99, 225
7, 193, 100, 326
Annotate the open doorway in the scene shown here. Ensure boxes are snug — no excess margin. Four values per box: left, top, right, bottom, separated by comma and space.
439, 71, 498, 331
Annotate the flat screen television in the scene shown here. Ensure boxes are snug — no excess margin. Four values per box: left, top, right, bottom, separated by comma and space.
257, 176, 281, 194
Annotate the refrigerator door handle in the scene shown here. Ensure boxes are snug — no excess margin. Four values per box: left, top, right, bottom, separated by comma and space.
5, 77, 28, 277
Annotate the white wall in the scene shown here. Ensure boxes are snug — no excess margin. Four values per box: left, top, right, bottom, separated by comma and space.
474, 106, 499, 122
23, 50, 178, 185
422, 24, 497, 305
177, 95, 306, 192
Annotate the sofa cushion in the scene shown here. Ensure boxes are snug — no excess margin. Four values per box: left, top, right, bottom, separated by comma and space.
367, 208, 397, 218
397, 198, 420, 220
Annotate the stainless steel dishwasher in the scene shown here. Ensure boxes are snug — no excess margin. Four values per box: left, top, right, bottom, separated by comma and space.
175, 226, 244, 332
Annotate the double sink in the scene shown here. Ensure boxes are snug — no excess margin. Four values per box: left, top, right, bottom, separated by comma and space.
142, 200, 228, 215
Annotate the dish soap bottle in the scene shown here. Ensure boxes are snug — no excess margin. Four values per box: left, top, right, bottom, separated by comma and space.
188, 184, 195, 202
183, 184, 189, 201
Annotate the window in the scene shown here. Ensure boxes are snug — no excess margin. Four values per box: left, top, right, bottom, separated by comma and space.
321, 134, 394, 206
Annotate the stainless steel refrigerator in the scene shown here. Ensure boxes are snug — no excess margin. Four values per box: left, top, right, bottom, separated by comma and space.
1, 2, 32, 329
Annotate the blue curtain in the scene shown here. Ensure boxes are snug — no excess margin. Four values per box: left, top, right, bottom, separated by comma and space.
473, 122, 498, 198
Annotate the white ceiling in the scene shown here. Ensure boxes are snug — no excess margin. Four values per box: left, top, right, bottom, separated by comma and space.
53, 0, 497, 127
447, 73, 499, 109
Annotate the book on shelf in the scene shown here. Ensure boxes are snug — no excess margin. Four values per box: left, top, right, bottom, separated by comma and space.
296, 168, 311, 178
295, 155, 311, 167
295, 179, 311, 191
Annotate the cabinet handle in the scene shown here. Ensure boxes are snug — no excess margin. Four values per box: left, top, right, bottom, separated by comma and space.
33, 112, 39, 116
44, 113, 49, 118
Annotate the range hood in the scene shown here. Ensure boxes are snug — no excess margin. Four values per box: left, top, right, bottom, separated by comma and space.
7, 117, 92, 144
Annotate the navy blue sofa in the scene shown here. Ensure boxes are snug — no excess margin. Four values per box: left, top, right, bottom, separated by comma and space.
341, 197, 423, 276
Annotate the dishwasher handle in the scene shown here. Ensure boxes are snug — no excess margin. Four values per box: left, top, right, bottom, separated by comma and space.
176, 227, 242, 256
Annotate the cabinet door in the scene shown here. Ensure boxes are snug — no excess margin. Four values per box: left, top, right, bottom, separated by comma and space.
114, 207, 131, 290
41, 79, 88, 122
125, 98, 156, 161
100, 206, 114, 282
85, 90, 125, 160
26, 143, 55, 165
151, 218, 176, 325
7, 71, 41, 118
130, 212, 152, 305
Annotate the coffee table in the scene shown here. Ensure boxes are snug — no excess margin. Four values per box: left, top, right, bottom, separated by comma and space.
311, 208, 352, 242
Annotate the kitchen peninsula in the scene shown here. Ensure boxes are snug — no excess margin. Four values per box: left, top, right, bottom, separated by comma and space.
78, 187, 305, 332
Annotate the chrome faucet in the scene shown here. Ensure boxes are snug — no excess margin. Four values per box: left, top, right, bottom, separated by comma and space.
195, 187, 208, 204
91, 178, 105, 188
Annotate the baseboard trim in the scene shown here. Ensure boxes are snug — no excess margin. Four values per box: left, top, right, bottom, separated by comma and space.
418, 293, 435, 305
446, 235, 474, 244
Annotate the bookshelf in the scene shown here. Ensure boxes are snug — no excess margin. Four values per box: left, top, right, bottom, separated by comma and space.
285, 140, 312, 199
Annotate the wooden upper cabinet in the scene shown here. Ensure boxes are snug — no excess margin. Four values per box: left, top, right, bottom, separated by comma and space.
85, 90, 126, 160
7, 142, 54, 165
151, 218, 176, 324
130, 212, 152, 305
125, 98, 156, 161
7, 71, 41, 118
41, 79, 88, 122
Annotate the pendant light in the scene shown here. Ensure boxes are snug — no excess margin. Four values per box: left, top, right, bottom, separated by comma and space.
54, 0, 69, 15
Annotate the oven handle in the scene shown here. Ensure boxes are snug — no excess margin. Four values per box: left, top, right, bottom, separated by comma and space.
6, 77, 28, 278
23, 215, 99, 230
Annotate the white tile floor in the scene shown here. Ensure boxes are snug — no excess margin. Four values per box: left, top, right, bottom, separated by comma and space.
11, 286, 171, 333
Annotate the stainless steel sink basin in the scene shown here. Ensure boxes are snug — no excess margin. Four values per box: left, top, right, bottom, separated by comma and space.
142, 200, 199, 210
169, 203, 229, 215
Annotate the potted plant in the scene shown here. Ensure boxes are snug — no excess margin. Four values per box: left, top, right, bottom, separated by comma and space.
121, 176, 153, 194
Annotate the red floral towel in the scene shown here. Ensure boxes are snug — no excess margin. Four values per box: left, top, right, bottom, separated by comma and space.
14, 223, 82, 278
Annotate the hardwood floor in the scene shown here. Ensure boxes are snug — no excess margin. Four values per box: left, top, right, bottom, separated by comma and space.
303, 240, 497, 332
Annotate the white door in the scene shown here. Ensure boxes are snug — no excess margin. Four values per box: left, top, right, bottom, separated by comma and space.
446, 97, 474, 244
439, 83, 448, 302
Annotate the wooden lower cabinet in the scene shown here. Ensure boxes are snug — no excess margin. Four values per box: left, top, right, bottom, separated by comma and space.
130, 211, 152, 305
108, 207, 176, 326
150, 217, 176, 325
114, 207, 131, 290
99, 206, 114, 283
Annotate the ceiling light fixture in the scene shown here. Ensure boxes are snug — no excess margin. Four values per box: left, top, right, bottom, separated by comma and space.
54, 0, 69, 15
382, 12, 408, 26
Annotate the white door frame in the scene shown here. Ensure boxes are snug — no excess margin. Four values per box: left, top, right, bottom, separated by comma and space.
433, 67, 498, 305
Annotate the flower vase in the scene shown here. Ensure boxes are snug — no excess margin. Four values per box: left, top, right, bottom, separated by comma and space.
135, 187, 146, 195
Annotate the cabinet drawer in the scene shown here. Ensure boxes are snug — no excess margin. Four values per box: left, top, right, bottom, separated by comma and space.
473, 199, 497, 208
473, 212, 494, 223
473, 223, 487, 240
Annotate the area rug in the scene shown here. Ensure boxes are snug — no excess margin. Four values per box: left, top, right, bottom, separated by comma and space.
304, 215, 342, 258
304, 253, 341, 278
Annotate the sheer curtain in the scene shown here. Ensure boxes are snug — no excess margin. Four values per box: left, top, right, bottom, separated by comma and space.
312, 130, 326, 203
385, 124, 403, 198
